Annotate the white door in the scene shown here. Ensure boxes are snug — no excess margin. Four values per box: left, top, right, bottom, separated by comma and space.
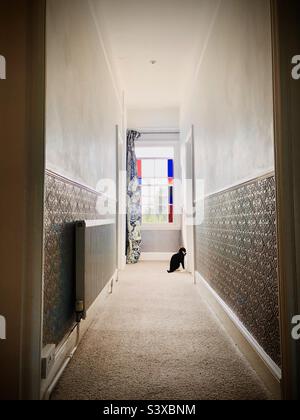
181, 126, 196, 281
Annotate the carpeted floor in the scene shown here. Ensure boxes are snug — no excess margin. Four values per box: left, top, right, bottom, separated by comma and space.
51, 262, 271, 400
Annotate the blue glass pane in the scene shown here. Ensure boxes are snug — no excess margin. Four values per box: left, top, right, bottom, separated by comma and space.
168, 159, 174, 178
169, 186, 173, 205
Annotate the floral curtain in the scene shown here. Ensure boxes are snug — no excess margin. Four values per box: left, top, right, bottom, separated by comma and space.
126, 130, 142, 264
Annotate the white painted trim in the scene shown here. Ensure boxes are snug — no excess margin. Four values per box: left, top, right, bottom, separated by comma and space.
195, 271, 281, 379
137, 139, 179, 147
117, 127, 125, 146
41, 270, 118, 400
184, 127, 193, 145
204, 170, 275, 199
137, 128, 180, 134
138, 138, 180, 145
182, 126, 196, 278
140, 252, 174, 261
141, 224, 181, 231
84, 219, 115, 228
45, 168, 117, 203
195, 271, 282, 398
116, 125, 127, 271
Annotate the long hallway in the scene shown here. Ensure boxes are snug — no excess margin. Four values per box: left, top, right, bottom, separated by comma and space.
52, 262, 270, 400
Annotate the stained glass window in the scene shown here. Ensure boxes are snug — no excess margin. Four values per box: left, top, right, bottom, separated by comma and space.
137, 158, 174, 224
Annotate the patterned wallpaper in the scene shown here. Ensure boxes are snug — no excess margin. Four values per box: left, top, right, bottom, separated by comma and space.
195, 174, 281, 366
44, 169, 280, 366
43, 170, 115, 345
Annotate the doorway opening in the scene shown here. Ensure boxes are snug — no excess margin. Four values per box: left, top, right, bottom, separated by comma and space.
6, 0, 300, 401
134, 134, 182, 262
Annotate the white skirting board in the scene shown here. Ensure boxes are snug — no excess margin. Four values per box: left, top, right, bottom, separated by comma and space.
140, 252, 174, 261
195, 271, 282, 400
41, 270, 118, 400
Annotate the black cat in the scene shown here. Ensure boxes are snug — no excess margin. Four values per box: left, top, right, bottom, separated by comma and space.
167, 248, 187, 273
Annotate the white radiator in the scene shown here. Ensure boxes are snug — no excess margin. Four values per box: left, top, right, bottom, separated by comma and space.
75, 219, 116, 321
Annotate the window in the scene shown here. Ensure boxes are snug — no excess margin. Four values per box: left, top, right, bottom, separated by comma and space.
137, 157, 174, 224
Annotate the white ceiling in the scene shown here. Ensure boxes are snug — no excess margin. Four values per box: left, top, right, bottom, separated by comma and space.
93, 0, 215, 109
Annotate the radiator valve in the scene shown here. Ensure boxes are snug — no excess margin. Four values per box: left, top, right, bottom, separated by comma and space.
76, 300, 84, 322
76, 300, 84, 313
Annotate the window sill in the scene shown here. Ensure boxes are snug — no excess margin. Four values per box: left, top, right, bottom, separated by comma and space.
141, 224, 181, 231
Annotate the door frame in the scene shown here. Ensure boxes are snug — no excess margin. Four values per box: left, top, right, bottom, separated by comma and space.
181, 125, 196, 282
116, 125, 127, 271
271, 0, 300, 400
0, 0, 46, 400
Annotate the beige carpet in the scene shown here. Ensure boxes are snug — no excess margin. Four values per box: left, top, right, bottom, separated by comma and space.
52, 262, 271, 400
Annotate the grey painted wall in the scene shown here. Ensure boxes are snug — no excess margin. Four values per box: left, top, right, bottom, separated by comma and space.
181, 0, 274, 195
127, 108, 179, 130
44, 0, 122, 346
141, 230, 181, 253
180, 0, 279, 364
46, 0, 122, 188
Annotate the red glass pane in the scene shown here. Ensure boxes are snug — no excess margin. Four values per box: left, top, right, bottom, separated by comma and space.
169, 205, 174, 223
137, 160, 142, 178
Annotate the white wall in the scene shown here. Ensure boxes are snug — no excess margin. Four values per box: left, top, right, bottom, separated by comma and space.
141, 231, 181, 253
180, 0, 274, 196
46, 0, 123, 188
44, 0, 124, 347
127, 107, 179, 131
